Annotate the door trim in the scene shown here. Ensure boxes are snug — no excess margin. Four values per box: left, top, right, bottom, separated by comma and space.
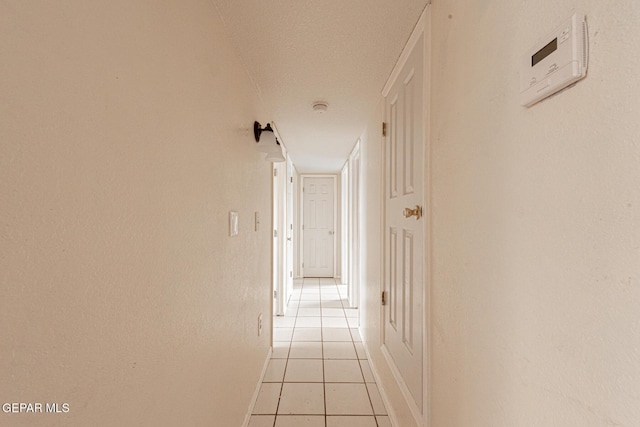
273, 161, 286, 316
285, 158, 295, 305
380, 6, 431, 427
341, 165, 349, 284
348, 141, 361, 308
299, 174, 338, 278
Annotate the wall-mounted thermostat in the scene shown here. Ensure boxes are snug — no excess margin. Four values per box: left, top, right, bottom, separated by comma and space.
520, 13, 588, 107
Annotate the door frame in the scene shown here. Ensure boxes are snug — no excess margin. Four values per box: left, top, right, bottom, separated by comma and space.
348, 142, 361, 308
341, 164, 350, 289
380, 6, 431, 426
273, 160, 287, 316
285, 158, 295, 304
299, 174, 338, 278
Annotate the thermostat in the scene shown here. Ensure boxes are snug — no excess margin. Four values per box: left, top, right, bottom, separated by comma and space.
520, 13, 588, 107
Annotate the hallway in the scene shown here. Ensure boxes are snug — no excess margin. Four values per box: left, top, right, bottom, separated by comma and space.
2, 1, 639, 426
249, 279, 390, 427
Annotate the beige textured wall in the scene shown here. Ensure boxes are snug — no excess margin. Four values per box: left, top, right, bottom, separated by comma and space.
0, 1, 271, 426
430, 0, 640, 425
361, 0, 640, 426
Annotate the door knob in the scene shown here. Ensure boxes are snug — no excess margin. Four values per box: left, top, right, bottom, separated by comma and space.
403, 205, 423, 220
329, 230, 334, 235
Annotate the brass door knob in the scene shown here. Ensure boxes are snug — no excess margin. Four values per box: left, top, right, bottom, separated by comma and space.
403, 205, 423, 220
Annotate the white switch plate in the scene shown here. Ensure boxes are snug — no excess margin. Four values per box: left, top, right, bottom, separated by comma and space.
229, 211, 238, 237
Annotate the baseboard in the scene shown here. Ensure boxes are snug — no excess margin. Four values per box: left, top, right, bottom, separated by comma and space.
241, 347, 273, 427
359, 328, 400, 427
381, 344, 423, 425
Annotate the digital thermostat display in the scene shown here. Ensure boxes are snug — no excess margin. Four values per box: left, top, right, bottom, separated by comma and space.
532, 38, 558, 67
520, 13, 588, 107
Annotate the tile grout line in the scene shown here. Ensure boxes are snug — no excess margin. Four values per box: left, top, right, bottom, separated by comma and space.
272, 277, 304, 425
270, 290, 297, 427
320, 278, 328, 427
260, 277, 388, 426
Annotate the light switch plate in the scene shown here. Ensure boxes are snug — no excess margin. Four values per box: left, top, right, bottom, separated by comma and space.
229, 211, 238, 237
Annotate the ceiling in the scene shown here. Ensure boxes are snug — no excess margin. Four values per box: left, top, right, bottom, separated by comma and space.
214, 0, 428, 173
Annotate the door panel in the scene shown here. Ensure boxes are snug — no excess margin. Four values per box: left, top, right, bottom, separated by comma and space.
303, 177, 335, 277
383, 35, 424, 411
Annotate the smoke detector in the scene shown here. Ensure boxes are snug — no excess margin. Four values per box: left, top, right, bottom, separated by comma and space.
312, 101, 329, 113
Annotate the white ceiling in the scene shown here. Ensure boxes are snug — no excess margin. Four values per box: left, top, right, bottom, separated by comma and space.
214, 0, 428, 173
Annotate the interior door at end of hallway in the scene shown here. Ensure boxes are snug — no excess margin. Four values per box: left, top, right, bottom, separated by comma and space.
302, 177, 335, 278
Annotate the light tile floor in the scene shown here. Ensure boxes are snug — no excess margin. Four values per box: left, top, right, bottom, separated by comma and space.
249, 278, 390, 427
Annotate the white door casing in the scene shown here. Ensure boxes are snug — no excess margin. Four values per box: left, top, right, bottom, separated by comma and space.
302, 176, 335, 278
382, 32, 425, 414
285, 159, 295, 303
348, 143, 361, 308
273, 162, 286, 316
341, 165, 349, 285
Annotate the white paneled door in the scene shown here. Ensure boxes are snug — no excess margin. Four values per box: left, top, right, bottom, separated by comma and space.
302, 177, 335, 278
383, 33, 425, 412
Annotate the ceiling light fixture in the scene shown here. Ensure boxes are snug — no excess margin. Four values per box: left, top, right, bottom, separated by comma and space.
312, 101, 329, 114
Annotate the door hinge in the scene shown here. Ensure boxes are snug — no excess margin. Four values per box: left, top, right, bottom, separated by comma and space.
290, 177, 293, 183
274, 169, 278, 177
382, 122, 387, 137
381, 291, 387, 306
274, 290, 277, 299
290, 271, 293, 278
273, 229, 278, 238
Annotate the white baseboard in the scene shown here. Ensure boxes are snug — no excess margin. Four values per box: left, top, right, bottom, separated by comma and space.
381, 344, 423, 426
241, 347, 273, 427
